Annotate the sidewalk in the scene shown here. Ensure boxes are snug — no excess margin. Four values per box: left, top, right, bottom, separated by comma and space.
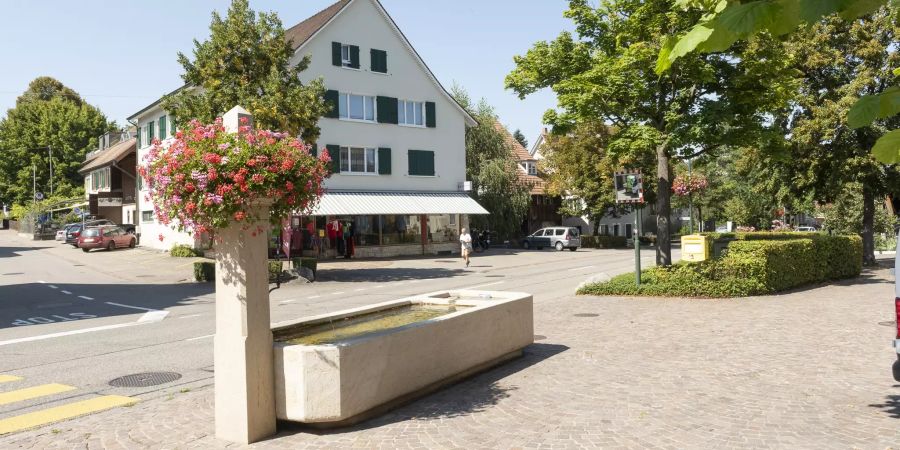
3, 263, 900, 449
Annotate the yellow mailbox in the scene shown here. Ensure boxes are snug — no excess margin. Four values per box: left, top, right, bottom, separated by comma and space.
681, 234, 710, 262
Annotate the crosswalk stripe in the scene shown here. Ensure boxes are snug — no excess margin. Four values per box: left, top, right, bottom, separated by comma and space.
0, 384, 76, 406
0, 395, 137, 435
0, 375, 22, 384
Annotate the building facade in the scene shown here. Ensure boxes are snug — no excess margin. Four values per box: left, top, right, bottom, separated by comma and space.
128, 0, 486, 256
495, 123, 561, 235
79, 131, 138, 226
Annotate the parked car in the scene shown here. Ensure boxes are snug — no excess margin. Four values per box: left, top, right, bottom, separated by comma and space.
65, 219, 115, 246
522, 227, 581, 251
77, 225, 136, 252
796, 226, 817, 232
55, 223, 78, 241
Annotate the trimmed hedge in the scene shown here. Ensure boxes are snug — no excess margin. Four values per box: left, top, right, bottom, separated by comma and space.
581, 235, 628, 249
171, 244, 202, 257
291, 257, 317, 275
268, 261, 284, 282
194, 261, 215, 282
578, 234, 862, 298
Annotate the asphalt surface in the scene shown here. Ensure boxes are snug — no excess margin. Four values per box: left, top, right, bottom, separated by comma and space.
0, 229, 675, 426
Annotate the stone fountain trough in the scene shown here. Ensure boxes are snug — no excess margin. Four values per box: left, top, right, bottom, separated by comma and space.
271, 290, 533, 427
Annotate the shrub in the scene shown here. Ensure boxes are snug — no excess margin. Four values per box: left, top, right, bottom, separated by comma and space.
579, 234, 862, 298
581, 235, 628, 249
193, 261, 215, 282
170, 244, 201, 257
291, 257, 317, 275
268, 261, 284, 282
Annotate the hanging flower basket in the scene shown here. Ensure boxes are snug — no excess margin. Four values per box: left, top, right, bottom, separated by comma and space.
672, 174, 708, 196
139, 118, 330, 238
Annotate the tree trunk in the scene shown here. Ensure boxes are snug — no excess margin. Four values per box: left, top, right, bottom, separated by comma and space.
656, 144, 672, 266
862, 185, 876, 266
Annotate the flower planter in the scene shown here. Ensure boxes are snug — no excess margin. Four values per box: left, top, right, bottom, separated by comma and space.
271, 290, 533, 427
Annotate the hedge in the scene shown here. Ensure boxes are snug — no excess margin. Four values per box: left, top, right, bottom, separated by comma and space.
171, 244, 202, 257
581, 235, 628, 249
268, 261, 284, 282
578, 234, 862, 298
193, 261, 215, 282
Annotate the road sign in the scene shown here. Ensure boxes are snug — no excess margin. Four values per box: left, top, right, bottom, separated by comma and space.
34, 192, 44, 200
614, 171, 644, 204
73, 207, 81, 215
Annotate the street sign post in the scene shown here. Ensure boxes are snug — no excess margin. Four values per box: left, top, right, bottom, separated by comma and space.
614, 170, 645, 286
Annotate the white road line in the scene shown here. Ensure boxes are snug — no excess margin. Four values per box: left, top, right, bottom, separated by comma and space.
178, 314, 202, 319
37, 280, 46, 284
104, 302, 156, 312
60, 290, 72, 295
279, 300, 296, 305
0, 321, 153, 347
138, 310, 170, 322
186, 334, 214, 341
47, 285, 58, 289
468, 281, 505, 289
307, 295, 321, 299
78, 296, 94, 300
332, 291, 345, 295
567, 265, 596, 272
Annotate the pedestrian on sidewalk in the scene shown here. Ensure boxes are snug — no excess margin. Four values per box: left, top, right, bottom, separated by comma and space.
460, 228, 473, 268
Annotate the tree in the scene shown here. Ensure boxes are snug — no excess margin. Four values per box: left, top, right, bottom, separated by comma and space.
451, 87, 532, 240
506, 0, 791, 265
820, 183, 896, 236
162, 0, 327, 141
512, 129, 529, 149
0, 77, 113, 206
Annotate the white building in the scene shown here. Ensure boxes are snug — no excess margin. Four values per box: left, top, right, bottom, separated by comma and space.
128, 0, 486, 256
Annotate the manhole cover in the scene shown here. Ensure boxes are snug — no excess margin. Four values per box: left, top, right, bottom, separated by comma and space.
878, 320, 896, 327
574, 313, 599, 318
534, 335, 547, 341
109, 372, 182, 388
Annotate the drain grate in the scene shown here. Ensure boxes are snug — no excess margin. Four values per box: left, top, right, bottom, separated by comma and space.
534, 335, 547, 341
109, 372, 182, 388
573, 313, 599, 318
878, 320, 896, 327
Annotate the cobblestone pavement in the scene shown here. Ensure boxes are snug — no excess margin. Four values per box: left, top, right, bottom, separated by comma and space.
4, 265, 900, 449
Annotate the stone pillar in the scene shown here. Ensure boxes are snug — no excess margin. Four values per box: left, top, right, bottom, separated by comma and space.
214, 107, 275, 444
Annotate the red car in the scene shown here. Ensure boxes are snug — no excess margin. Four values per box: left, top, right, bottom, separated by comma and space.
77, 226, 136, 252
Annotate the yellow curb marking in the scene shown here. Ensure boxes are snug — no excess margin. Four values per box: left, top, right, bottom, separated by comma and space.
0, 395, 137, 435
0, 375, 22, 384
0, 384, 77, 406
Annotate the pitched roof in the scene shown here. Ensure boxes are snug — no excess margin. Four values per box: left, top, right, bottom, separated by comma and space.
284, 0, 351, 50
79, 138, 136, 174
492, 121, 546, 195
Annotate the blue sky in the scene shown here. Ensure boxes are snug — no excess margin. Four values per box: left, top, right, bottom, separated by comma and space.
0, 0, 574, 146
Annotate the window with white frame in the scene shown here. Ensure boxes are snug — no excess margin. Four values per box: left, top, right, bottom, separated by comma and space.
339, 146, 377, 174
341, 44, 352, 67
338, 93, 376, 122
528, 162, 537, 175
398, 100, 425, 126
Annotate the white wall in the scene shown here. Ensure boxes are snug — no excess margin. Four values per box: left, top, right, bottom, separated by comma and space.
295, 0, 468, 192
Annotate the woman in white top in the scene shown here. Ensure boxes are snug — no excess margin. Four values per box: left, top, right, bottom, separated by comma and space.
459, 228, 473, 268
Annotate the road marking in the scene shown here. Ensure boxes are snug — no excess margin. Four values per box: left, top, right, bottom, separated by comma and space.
0, 383, 77, 406
567, 265, 596, 272
0, 395, 137, 435
186, 334, 214, 341
0, 312, 166, 347
77, 296, 94, 300
332, 291, 345, 295
468, 281, 505, 289
47, 285, 58, 289
60, 290, 72, 295
178, 314, 202, 319
137, 310, 170, 322
104, 302, 155, 312
37, 281, 46, 284
307, 295, 321, 299
0, 375, 22, 384
279, 300, 296, 305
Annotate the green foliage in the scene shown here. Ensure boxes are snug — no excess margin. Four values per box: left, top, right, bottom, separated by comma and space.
193, 261, 215, 282
451, 87, 531, 239
291, 257, 317, 274
819, 184, 897, 235
170, 244, 202, 257
161, 0, 327, 141
268, 260, 284, 282
0, 77, 114, 206
512, 129, 529, 149
581, 235, 628, 249
579, 234, 862, 297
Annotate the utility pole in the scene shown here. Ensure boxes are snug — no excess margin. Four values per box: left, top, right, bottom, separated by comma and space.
688, 157, 694, 234
48, 145, 53, 197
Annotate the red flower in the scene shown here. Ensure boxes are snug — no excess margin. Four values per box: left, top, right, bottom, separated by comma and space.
158, 233, 165, 242
251, 173, 265, 184
185, 183, 196, 193
234, 211, 246, 221
203, 153, 222, 164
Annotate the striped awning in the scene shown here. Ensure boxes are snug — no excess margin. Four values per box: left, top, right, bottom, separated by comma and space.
306, 191, 489, 216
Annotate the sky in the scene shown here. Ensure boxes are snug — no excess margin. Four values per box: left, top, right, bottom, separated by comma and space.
0, 0, 575, 147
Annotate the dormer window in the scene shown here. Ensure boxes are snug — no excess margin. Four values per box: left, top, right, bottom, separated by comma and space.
528, 163, 537, 175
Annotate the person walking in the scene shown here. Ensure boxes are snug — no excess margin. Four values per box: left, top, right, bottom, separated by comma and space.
460, 228, 473, 268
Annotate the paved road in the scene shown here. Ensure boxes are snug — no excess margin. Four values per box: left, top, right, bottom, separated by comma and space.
0, 229, 664, 435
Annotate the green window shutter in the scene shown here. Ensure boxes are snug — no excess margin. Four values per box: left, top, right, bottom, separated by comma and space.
378, 148, 391, 175
332, 42, 342, 66
371, 49, 387, 73
148, 121, 155, 141
326, 144, 340, 174
377, 96, 398, 124
158, 115, 167, 139
311, 143, 318, 157
408, 150, 434, 176
324, 90, 340, 118
425, 102, 436, 128
349, 45, 360, 69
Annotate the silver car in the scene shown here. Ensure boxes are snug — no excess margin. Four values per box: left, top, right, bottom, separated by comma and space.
522, 227, 581, 251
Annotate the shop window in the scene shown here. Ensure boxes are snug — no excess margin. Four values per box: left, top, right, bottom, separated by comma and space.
381, 215, 422, 245
353, 215, 380, 246
428, 214, 456, 243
